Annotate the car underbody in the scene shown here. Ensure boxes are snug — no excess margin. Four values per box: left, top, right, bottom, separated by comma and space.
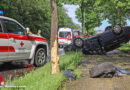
73, 25, 130, 54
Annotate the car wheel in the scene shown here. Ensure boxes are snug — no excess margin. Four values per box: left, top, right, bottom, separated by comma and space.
34, 48, 46, 67
112, 25, 122, 35
73, 38, 84, 48
105, 26, 112, 31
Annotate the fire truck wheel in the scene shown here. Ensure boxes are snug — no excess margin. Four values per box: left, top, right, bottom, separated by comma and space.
34, 48, 46, 67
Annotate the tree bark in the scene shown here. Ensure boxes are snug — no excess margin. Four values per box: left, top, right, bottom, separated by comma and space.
81, 0, 85, 36
50, 0, 60, 74
81, 6, 84, 35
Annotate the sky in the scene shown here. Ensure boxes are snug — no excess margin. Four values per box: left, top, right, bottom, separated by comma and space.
63, 5, 81, 25
63, 4, 130, 31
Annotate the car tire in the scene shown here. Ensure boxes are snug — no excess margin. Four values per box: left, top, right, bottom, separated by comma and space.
73, 38, 84, 48
105, 26, 112, 31
112, 25, 122, 35
34, 48, 46, 67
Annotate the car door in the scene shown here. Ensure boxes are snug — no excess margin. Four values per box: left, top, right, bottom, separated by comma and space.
0, 20, 9, 61
2, 19, 33, 60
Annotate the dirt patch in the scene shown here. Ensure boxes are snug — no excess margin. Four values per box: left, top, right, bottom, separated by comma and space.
0, 61, 36, 82
65, 52, 130, 90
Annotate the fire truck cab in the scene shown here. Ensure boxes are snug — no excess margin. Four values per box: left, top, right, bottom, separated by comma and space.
58, 28, 73, 48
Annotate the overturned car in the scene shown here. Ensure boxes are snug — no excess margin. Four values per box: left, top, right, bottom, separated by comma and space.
74, 25, 130, 54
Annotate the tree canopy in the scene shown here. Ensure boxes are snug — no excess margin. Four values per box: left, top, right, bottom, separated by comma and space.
0, 0, 129, 37
100, 0, 130, 26
59, 0, 130, 35
0, 0, 78, 40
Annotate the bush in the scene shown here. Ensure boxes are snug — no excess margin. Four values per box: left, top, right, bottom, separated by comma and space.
119, 44, 130, 53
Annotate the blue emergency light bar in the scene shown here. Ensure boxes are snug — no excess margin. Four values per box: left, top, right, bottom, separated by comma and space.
0, 10, 4, 15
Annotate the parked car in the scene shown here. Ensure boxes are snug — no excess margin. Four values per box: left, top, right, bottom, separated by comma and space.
74, 25, 130, 54
0, 16, 49, 66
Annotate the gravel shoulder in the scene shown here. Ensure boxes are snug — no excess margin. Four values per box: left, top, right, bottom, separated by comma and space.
65, 51, 130, 90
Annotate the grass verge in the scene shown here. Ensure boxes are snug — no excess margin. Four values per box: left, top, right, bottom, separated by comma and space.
119, 44, 130, 53
3, 51, 83, 90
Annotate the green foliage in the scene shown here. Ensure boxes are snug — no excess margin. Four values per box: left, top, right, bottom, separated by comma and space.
96, 0, 130, 26
72, 69, 82, 79
60, 51, 84, 70
87, 28, 96, 36
61, 0, 130, 35
60, 0, 103, 36
0, 0, 51, 40
119, 44, 130, 53
75, 0, 102, 36
3, 51, 83, 90
0, 0, 77, 40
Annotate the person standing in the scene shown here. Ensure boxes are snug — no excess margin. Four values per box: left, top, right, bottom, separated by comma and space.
37, 29, 42, 37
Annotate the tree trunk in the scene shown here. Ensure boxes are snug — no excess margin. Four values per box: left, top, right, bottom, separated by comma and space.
50, 0, 60, 74
81, 0, 85, 36
81, 6, 84, 34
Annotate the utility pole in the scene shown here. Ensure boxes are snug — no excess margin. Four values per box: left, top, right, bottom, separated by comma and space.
50, 0, 60, 74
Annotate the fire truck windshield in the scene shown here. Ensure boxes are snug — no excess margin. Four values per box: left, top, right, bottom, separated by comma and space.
73, 31, 80, 36
59, 32, 71, 38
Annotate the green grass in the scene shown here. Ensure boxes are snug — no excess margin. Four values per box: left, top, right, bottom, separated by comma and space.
3, 51, 83, 90
119, 44, 130, 53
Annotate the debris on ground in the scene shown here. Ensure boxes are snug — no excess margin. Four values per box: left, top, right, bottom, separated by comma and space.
66, 54, 130, 90
0, 61, 36, 82
64, 69, 77, 80
80, 60, 88, 67
116, 67, 130, 75
89, 62, 130, 78
89, 62, 116, 78
24, 64, 35, 71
